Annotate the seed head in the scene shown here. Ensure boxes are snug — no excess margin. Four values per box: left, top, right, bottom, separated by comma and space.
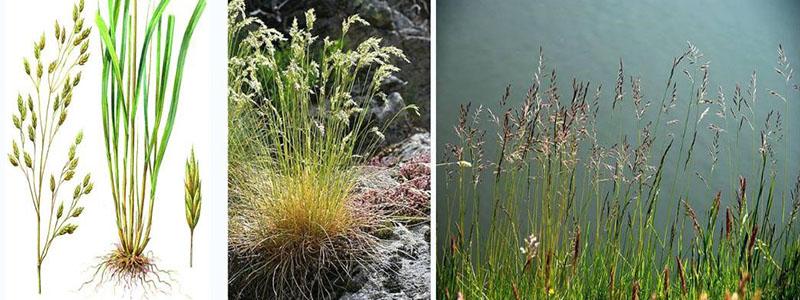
58, 110, 67, 125
23, 58, 31, 75
83, 183, 93, 194
75, 131, 83, 144
79, 40, 88, 55
68, 145, 76, 160
64, 170, 74, 181
58, 224, 77, 236
68, 157, 78, 170
17, 94, 24, 113
12, 141, 19, 158
54, 20, 61, 40
78, 53, 89, 65
74, 18, 83, 34
8, 154, 19, 167
39, 33, 45, 50
36, 62, 43, 78
48, 61, 56, 74
12, 115, 21, 129
73, 72, 82, 86
27, 125, 35, 142
23, 152, 32, 168
71, 207, 84, 217
57, 203, 64, 218
64, 93, 72, 107
82, 173, 91, 187
72, 185, 81, 199
50, 175, 56, 192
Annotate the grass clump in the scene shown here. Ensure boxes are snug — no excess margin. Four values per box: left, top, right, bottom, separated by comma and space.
438, 45, 800, 299
6, 0, 93, 293
227, 0, 414, 298
89, 0, 205, 293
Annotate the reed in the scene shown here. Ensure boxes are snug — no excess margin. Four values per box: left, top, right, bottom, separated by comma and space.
438, 44, 800, 299
7, 0, 93, 293
90, 0, 205, 291
227, 0, 416, 298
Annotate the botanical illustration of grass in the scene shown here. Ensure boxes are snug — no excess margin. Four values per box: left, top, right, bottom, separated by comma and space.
86, 0, 205, 292
438, 45, 800, 299
227, 0, 418, 298
6, 0, 93, 293
184, 147, 201, 268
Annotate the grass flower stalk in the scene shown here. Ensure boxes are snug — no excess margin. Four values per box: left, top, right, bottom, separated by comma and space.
7, 0, 93, 293
438, 45, 800, 299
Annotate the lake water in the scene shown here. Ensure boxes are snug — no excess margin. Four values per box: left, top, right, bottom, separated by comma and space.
436, 0, 800, 251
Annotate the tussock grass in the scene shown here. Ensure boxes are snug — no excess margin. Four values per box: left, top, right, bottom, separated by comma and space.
227, 0, 416, 298
89, 0, 205, 292
6, 0, 93, 293
438, 44, 800, 299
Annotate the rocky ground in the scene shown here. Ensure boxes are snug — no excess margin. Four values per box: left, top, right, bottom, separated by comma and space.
345, 133, 431, 300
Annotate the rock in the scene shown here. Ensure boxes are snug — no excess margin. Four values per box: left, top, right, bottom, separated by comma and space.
390, 132, 430, 163
381, 75, 408, 93
369, 92, 411, 144
360, 1, 394, 29
370, 92, 406, 121
339, 223, 431, 300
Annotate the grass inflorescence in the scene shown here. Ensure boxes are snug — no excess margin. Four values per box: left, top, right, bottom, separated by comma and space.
438, 44, 800, 299
6, 0, 93, 293
185, 147, 201, 268
227, 0, 417, 298
89, 0, 205, 293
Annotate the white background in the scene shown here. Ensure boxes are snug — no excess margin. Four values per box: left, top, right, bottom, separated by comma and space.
0, 0, 227, 299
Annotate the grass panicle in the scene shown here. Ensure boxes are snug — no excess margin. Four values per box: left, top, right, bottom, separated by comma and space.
7, 0, 93, 293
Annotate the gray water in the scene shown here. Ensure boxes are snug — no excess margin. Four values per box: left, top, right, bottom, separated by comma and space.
437, 0, 800, 250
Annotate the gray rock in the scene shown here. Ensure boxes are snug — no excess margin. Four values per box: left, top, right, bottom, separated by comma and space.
390, 132, 430, 163
370, 92, 406, 122
339, 223, 431, 300
381, 75, 408, 93
360, 1, 394, 29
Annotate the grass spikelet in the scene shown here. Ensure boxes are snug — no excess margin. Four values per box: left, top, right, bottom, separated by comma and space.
184, 147, 202, 267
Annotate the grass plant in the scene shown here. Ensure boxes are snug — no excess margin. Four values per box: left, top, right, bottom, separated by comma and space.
438, 44, 800, 299
89, 0, 205, 291
6, 0, 93, 293
227, 0, 416, 298
184, 147, 201, 268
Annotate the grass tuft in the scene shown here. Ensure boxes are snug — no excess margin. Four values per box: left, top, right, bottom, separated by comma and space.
227, 0, 414, 298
